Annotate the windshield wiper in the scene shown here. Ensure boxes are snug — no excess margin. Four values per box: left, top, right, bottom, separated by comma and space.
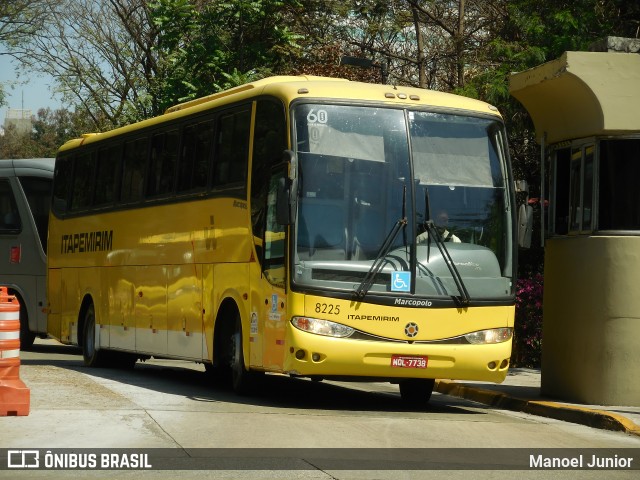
354, 185, 407, 299
424, 187, 432, 262
422, 220, 471, 306
422, 185, 470, 305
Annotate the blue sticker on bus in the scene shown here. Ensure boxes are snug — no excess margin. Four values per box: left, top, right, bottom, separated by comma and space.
391, 272, 411, 292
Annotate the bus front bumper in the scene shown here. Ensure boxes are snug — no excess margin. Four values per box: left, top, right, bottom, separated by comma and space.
283, 327, 512, 383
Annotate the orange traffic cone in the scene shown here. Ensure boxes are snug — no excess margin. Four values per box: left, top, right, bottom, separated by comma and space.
0, 286, 30, 416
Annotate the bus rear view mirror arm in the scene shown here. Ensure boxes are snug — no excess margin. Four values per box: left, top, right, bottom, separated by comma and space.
276, 150, 298, 225
276, 176, 293, 225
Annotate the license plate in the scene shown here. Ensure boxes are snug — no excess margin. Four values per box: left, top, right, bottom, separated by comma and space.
391, 355, 428, 369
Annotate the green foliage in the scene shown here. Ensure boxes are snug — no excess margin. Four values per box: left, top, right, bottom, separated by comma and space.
0, 0, 48, 47
512, 271, 544, 368
507, 1, 598, 59
148, 0, 302, 113
454, 0, 640, 203
0, 108, 91, 158
1, 0, 638, 145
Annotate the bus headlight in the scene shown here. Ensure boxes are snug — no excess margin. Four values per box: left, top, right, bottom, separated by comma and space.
465, 328, 512, 344
291, 317, 355, 338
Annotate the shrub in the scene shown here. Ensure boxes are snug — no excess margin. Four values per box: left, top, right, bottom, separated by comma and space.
512, 272, 543, 367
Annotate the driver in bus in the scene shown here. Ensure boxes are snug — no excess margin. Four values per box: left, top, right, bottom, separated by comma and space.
417, 209, 461, 243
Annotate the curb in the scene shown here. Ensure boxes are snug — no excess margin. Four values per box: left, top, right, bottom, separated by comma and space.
435, 380, 640, 438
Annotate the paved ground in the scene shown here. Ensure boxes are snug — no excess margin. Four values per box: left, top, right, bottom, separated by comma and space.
1, 339, 639, 479
438, 368, 640, 437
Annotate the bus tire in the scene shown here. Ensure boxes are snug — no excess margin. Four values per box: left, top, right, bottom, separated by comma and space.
82, 304, 105, 367
230, 316, 261, 395
109, 351, 137, 370
399, 378, 435, 405
18, 300, 36, 350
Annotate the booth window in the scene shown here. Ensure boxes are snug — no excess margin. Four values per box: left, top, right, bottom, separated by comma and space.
599, 139, 640, 231
551, 138, 640, 235
551, 147, 570, 235
567, 143, 594, 234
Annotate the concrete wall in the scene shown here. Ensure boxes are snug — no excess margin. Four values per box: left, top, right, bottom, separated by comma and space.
542, 236, 640, 406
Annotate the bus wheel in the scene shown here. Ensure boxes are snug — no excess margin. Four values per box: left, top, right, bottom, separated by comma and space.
229, 317, 261, 395
399, 379, 435, 405
82, 304, 105, 368
110, 352, 137, 370
19, 301, 36, 350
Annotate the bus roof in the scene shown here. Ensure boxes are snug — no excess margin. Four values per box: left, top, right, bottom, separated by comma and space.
58, 75, 502, 152
0, 158, 55, 174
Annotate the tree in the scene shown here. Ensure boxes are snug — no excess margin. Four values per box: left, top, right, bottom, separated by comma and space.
0, 0, 50, 106
2, 0, 161, 130
0, 0, 48, 46
2, 0, 638, 134
0, 108, 91, 158
468, 0, 640, 187
1, 0, 303, 130
150, 0, 302, 113
307, 1, 508, 90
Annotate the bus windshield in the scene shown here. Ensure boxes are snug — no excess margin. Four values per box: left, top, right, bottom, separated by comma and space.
292, 104, 513, 302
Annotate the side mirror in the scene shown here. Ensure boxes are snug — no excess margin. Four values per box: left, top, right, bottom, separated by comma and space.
518, 203, 533, 248
282, 150, 297, 180
515, 179, 532, 248
275, 150, 298, 225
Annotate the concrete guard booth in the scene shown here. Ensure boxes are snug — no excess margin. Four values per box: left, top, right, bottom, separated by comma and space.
509, 37, 640, 406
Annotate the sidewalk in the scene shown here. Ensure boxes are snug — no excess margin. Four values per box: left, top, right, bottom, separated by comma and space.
435, 368, 640, 437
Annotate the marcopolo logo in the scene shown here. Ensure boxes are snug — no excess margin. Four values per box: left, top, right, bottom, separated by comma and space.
404, 322, 419, 338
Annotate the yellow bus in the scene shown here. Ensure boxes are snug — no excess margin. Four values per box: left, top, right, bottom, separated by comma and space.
47, 75, 516, 404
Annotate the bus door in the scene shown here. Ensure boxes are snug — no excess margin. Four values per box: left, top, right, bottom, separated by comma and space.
252, 167, 287, 370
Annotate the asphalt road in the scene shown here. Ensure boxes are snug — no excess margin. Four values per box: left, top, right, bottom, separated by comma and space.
1, 339, 639, 479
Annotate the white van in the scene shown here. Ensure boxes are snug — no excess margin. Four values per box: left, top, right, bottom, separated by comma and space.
0, 158, 55, 348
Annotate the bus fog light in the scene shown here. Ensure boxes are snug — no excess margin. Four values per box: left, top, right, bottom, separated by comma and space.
312, 353, 321, 362
465, 328, 512, 345
500, 359, 509, 369
295, 349, 306, 360
488, 361, 497, 370
291, 317, 354, 338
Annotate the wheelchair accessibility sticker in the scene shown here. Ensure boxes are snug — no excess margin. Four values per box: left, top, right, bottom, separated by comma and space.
391, 271, 411, 292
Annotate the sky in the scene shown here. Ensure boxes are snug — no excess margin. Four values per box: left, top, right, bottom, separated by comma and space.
0, 55, 63, 122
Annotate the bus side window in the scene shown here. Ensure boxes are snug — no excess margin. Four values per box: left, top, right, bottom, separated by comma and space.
213, 108, 250, 189
0, 180, 21, 233
52, 155, 73, 215
94, 145, 121, 207
70, 152, 96, 211
178, 122, 213, 194
121, 137, 149, 203
148, 130, 179, 198
18, 176, 52, 253
251, 99, 287, 264
264, 167, 287, 287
